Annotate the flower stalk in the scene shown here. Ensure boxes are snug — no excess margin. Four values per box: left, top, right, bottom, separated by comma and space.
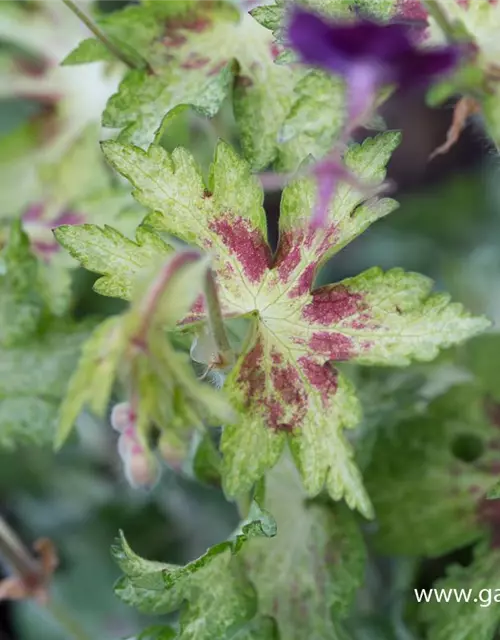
61, 0, 139, 70
204, 268, 235, 368
0, 515, 92, 640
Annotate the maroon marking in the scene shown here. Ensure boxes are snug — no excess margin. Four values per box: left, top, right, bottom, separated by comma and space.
299, 357, 338, 406
271, 349, 283, 365
162, 33, 187, 47
238, 338, 307, 432
208, 60, 229, 76
289, 263, 316, 298
166, 15, 212, 33
238, 340, 266, 400
395, 0, 429, 21
180, 295, 206, 325
181, 55, 210, 70
302, 285, 364, 325
274, 231, 302, 284
208, 215, 271, 284
308, 332, 354, 362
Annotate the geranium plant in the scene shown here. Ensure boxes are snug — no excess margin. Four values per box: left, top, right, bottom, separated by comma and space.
2, 1, 500, 639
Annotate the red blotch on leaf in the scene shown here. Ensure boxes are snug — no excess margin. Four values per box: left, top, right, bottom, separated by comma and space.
181, 294, 206, 325
181, 54, 210, 70
396, 0, 429, 21
209, 215, 271, 284
308, 331, 354, 361
208, 60, 229, 76
299, 357, 338, 406
275, 241, 302, 285
162, 33, 187, 47
238, 338, 307, 432
302, 284, 363, 325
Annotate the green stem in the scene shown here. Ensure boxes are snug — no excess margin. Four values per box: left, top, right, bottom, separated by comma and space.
422, 0, 457, 42
135, 251, 202, 346
61, 0, 139, 69
204, 269, 235, 367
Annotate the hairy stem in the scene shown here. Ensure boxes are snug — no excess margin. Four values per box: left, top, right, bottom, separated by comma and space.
61, 0, 139, 69
134, 251, 202, 346
204, 269, 235, 367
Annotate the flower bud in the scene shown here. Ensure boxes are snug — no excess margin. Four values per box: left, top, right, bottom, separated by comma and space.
110, 402, 135, 433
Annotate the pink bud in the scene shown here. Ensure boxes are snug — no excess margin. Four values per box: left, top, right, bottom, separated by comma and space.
122, 447, 160, 489
110, 402, 135, 433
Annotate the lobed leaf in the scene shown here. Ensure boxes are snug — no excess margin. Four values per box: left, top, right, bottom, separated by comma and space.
112, 500, 276, 639
69, 136, 488, 515
243, 456, 366, 639
54, 224, 172, 299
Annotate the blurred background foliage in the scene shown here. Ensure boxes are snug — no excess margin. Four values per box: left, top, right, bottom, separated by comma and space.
1, 1, 500, 639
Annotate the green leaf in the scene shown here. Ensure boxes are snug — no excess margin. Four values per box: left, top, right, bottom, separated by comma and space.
0, 321, 93, 450
112, 501, 276, 639
276, 70, 345, 170
61, 38, 116, 65
55, 251, 233, 451
0, 221, 45, 346
190, 430, 223, 487
55, 317, 124, 449
419, 545, 500, 640
365, 385, 500, 556
79, 0, 308, 169
243, 456, 366, 639
54, 224, 172, 300
75, 136, 487, 516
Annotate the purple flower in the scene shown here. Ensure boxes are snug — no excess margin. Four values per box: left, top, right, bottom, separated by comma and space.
287, 7, 458, 119
284, 6, 459, 229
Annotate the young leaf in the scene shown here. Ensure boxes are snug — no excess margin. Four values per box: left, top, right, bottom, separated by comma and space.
365, 384, 500, 556
55, 251, 232, 451
62, 38, 117, 66
112, 501, 276, 639
69, 136, 488, 516
55, 317, 124, 449
243, 455, 366, 639
419, 544, 500, 640
54, 224, 172, 299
